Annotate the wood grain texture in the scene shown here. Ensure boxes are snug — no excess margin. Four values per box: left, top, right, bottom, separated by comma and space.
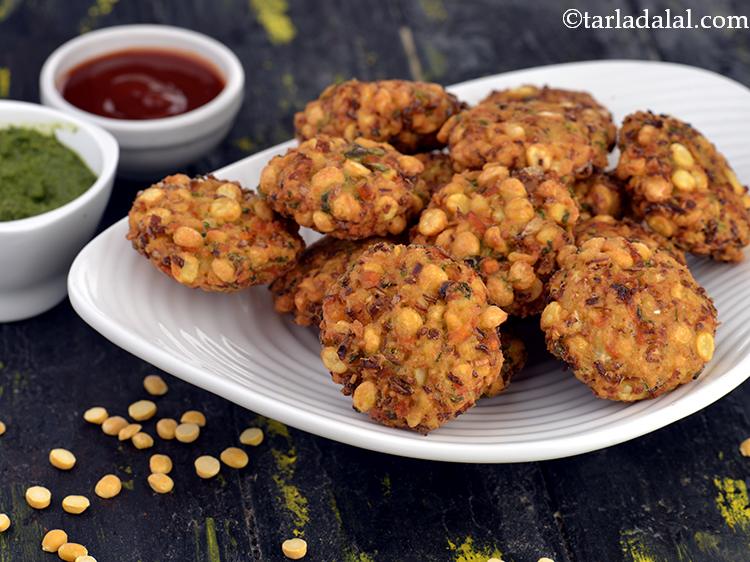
1, 0, 750, 560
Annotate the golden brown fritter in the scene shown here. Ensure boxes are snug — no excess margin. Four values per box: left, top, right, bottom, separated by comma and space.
480, 84, 617, 149
437, 99, 609, 179
320, 243, 507, 432
575, 215, 687, 265
259, 136, 425, 239
572, 172, 624, 219
541, 236, 718, 401
484, 329, 527, 398
414, 152, 455, 200
127, 174, 304, 291
294, 79, 464, 153
616, 111, 750, 262
270, 236, 389, 326
411, 164, 580, 316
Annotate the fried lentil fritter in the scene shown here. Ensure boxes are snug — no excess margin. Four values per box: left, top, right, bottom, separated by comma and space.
575, 215, 686, 265
541, 236, 718, 401
270, 236, 389, 326
480, 84, 617, 148
294, 79, 464, 153
414, 152, 455, 199
616, 111, 750, 262
437, 100, 609, 179
484, 329, 527, 398
127, 174, 304, 291
572, 172, 624, 219
411, 164, 580, 316
320, 243, 507, 432
259, 136, 425, 239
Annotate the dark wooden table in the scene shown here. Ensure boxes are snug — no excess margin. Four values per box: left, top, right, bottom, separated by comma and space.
2, 1, 750, 560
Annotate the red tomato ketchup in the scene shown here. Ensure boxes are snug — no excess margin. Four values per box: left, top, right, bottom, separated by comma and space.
61, 48, 225, 120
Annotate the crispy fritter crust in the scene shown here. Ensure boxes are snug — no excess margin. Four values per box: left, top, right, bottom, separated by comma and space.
481, 84, 617, 148
270, 236, 389, 326
572, 172, 624, 219
575, 215, 686, 265
542, 237, 717, 401
411, 164, 580, 316
438, 99, 609, 179
484, 329, 527, 398
294, 79, 464, 153
616, 111, 750, 262
414, 152, 455, 199
127, 174, 304, 291
320, 243, 507, 432
259, 136, 426, 239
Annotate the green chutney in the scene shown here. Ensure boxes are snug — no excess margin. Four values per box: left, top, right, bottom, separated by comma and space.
0, 126, 97, 221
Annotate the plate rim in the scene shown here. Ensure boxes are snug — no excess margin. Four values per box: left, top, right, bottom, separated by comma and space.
69, 59, 750, 463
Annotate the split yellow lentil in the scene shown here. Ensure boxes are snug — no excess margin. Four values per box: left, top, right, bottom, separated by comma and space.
175, 422, 200, 443
259, 136, 426, 239
282, 538, 308, 560
269, 236, 391, 327
320, 243, 505, 431
542, 236, 717, 401
220, 447, 249, 469
0, 420, 7, 435
240, 427, 264, 446
62, 495, 90, 515
83, 407, 108, 425
411, 164, 578, 316
156, 418, 178, 440
132, 432, 154, 450
25, 486, 51, 509
42, 529, 68, 552
101, 416, 128, 436
75, 556, 97, 562
194, 455, 221, 479
149, 454, 173, 474
180, 410, 206, 427
127, 174, 303, 291
147, 473, 174, 494
616, 111, 750, 262
94, 474, 122, 499
128, 400, 157, 421
57, 542, 87, 562
49, 448, 77, 470
740, 437, 750, 457
118, 424, 142, 441
439, 98, 609, 178
294, 79, 462, 153
0, 514, 9, 533
143, 374, 168, 396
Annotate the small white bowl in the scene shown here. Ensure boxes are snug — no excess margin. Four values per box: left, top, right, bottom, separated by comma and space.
40, 24, 244, 177
0, 100, 118, 322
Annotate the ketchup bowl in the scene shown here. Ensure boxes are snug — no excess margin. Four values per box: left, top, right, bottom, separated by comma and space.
40, 25, 244, 177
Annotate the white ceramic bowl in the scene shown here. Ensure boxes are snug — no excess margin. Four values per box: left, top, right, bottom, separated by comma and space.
40, 24, 244, 177
0, 100, 118, 322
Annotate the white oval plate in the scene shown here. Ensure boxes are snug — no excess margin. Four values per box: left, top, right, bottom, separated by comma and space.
69, 60, 750, 463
